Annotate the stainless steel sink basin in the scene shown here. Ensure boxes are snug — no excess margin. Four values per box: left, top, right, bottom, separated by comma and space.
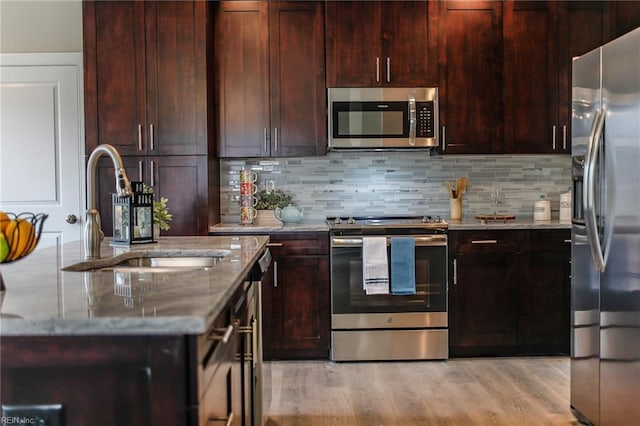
62, 251, 230, 272
114, 256, 222, 268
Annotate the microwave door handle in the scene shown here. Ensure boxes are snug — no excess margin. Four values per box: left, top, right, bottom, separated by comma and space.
408, 95, 416, 146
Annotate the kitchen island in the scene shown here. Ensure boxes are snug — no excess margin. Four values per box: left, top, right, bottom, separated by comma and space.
0, 235, 269, 426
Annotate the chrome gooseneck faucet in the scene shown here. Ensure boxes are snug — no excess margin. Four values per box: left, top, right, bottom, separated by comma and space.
84, 144, 132, 259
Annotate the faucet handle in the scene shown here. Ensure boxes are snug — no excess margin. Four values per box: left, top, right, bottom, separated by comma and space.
115, 168, 133, 197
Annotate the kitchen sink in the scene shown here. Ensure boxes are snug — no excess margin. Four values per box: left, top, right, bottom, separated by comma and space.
62, 251, 230, 272
113, 256, 222, 268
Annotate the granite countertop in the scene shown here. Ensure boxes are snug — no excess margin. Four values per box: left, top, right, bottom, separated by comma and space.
212, 218, 570, 233
210, 221, 330, 234
448, 217, 571, 230
0, 236, 269, 336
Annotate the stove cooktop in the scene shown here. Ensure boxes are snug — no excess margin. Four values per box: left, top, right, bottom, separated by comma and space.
326, 215, 448, 230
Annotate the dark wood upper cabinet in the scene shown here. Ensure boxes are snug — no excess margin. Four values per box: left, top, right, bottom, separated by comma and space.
503, 1, 561, 154
84, 1, 145, 156
326, 1, 435, 87
558, 1, 608, 154
84, 1, 217, 236
84, 1, 209, 156
609, 1, 640, 39
437, 0, 504, 154
215, 1, 326, 158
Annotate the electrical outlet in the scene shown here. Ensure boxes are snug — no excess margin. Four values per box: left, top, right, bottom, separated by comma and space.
2, 404, 64, 426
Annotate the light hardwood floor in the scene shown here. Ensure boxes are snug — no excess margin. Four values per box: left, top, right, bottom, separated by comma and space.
263, 357, 580, 426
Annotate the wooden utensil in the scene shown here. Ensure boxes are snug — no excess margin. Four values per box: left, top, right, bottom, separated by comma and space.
456, 177, 468, 197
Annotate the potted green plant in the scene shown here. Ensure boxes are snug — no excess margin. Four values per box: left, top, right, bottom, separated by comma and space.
153, 196, 173, 234
254, 189, 292, 225
143, 184, 172, 237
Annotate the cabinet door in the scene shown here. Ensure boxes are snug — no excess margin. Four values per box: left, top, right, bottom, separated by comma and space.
269, 1, 326, 157
503, 1, 560, 154
381, 1, 433, 87
261, 233, 330, 360
609, 1, 640, 39
518, 230, 571, 354
558, 1, 607, 155
325, 1, 382, 87
215, 1, 270, 157
438, 0, 503, 154
145, 1, 209, 156
84, 1, 146, 156
149, 156, 209, 236
449, 231, 519, 356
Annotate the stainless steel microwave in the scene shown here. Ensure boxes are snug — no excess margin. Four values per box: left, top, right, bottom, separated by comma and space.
327, 87, 439, 150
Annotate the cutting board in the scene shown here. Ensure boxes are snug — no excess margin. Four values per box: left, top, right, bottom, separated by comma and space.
475, 214, 516, 223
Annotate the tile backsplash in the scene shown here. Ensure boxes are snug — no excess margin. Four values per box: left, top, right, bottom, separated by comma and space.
219, 152, 571, 223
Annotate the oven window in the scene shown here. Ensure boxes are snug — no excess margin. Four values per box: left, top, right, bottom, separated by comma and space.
331, 245, 447, 314
333, 101, 409, 138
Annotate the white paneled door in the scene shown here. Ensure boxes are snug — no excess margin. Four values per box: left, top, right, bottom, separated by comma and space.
0, 53, 84, 257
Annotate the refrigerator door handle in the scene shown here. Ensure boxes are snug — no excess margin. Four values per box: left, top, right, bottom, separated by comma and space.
583, 107, 606, 272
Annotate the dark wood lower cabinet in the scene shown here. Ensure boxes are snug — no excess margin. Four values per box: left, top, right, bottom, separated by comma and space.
449, 229, 571, 357
1, 282, 253, 426
261, 232, 330, 360
1, 336, 189, 425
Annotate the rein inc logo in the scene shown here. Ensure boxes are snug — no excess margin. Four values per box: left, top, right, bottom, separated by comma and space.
1, 404, 63, 426
1, 418, 36, 425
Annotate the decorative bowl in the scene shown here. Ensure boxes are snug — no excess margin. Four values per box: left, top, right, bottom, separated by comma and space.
0, 212, 48, 291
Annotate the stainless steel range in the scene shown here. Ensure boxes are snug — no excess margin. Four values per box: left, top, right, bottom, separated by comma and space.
327, 215, 448, 361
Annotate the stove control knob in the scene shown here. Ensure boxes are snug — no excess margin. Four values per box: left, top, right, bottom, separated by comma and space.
334, 217, 342, 224
435, 216, 443, 223
421, 216, 431, 223
347, 217, 355, 225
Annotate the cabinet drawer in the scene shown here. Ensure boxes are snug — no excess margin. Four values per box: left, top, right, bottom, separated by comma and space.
267, 232, 328, 256
528, 229, 571, 251
197, 284, 244, 401
450, 230, 521, 253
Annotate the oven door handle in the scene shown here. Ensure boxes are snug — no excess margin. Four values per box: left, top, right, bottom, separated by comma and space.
331, 235, 447, 247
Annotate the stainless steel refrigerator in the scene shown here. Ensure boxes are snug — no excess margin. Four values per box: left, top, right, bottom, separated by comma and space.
571, 27, 640, 425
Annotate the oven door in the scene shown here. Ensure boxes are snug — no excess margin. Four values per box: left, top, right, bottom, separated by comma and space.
331, 234, 447, 329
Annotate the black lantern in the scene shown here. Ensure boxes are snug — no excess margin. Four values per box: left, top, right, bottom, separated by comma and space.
112, 181, 154, 245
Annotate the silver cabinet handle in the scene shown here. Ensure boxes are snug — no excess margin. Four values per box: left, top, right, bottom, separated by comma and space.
442, 126, 446, 151
453, 258, 457, 285
562, 125, 567, 150
209, 412, 234, 426
149, 124, 155, 151
564, 239, 571, 243
552, 125, 557, 150
138, 160, 144, 182
273, 260, 278, 288
207, 324, 234, 343
263, 127, 268, 153
386, 57, 391, 83
267, 242, 283, 247
274, 127, 278, 152
138, 124, 143, 151
150, 160, 155, 187
376, 57, 380, 83
471, 240, 498, 244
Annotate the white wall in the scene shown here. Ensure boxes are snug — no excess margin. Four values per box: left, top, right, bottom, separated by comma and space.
0, 0, 82, 53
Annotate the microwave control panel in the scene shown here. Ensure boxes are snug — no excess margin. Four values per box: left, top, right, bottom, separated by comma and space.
416, 101, 435, 138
